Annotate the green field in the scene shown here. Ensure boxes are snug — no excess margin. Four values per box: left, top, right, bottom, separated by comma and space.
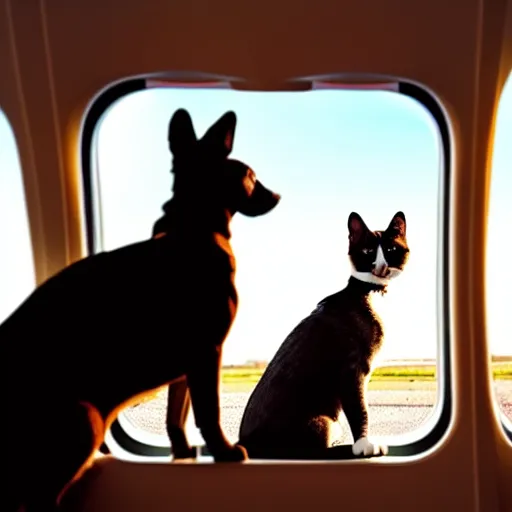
134, 361, 512, 403
219, 362, 512, 393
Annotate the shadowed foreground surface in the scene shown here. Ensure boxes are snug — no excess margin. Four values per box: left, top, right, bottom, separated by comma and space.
121, 380, 512, 445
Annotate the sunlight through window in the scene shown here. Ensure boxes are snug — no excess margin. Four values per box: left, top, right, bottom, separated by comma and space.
91, 86, 443, 452
487, 72, 512, 431
0, 110, 35, 324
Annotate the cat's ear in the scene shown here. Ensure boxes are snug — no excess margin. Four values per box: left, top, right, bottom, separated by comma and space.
386, 211, 406, 237
348, 212, 370, 243
168, 109, 197, 157
201, 111, 236, 157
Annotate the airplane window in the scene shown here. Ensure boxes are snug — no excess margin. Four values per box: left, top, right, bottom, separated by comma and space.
486, 72, 512, 433
0, 110, 35, 324
90, 86, 443, 455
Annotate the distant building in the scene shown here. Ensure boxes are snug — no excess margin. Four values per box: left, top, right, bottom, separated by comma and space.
244, 359, 268, 369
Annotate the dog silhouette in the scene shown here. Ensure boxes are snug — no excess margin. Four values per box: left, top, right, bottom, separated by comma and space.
3, 108, 281, 512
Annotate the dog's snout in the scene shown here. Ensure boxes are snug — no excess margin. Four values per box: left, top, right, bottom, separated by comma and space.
242, 174, 256, 195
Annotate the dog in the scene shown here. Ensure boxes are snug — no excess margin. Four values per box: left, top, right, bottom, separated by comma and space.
3, 108, 280, 511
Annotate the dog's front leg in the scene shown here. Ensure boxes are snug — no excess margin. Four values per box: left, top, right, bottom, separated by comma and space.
166, 376, 196, 460
186, 344, 248, 462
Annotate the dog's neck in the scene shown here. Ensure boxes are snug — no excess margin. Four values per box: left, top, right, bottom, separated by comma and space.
153, 198, 233, 240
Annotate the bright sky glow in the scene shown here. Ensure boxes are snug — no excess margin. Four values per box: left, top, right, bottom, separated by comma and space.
0, 75, 510, 364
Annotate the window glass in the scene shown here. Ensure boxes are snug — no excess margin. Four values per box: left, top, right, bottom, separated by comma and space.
487, 72, 512, 428
0, 110, 35, 323
93, 87, 442, 448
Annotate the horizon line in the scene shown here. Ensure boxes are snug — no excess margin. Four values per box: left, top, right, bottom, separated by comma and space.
223, 355, 512, 367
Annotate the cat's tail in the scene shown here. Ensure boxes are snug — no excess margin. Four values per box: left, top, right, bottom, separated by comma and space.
235, 439, 383, 461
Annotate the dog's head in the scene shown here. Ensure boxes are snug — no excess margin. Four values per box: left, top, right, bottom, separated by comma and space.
168, 109, 280, 217
348, 211, 410, 287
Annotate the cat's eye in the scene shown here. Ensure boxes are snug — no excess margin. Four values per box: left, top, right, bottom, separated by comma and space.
386, 246, 397, 252
362, 248, 374, 254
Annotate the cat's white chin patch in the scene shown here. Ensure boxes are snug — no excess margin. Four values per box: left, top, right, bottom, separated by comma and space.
352, 436, 388, 456
350, 263, 402, 286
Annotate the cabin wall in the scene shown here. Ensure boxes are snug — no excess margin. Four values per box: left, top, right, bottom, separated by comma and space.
0, 0, 511, 509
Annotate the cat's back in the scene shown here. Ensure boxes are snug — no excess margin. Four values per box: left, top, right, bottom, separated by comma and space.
239, 288, 384, 439
260, 289, 380, 380
239, 292, 353, 428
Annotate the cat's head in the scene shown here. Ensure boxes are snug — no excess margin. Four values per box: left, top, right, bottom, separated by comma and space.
347, 211, 410, 289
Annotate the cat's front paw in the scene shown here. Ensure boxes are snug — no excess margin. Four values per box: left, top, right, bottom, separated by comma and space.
212, 444, 248, 463
352, 437, 388, 457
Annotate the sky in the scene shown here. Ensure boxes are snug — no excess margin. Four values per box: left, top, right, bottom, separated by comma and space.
0, 76, 510, 365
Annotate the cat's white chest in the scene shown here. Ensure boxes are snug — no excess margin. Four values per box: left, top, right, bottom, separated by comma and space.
368, 292, 386, 322
367, 293, 387, 368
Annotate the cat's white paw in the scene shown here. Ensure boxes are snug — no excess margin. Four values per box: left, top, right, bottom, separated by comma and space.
352, 436, 388, 456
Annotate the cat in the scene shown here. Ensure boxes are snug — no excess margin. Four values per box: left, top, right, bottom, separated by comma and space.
237, 211, 410, 459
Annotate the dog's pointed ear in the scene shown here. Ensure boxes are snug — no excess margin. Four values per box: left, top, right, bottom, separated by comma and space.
348, 212, 369, 244
201, 111, 236, 157
168, 109, 197, 156
386, 211, 406, 237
